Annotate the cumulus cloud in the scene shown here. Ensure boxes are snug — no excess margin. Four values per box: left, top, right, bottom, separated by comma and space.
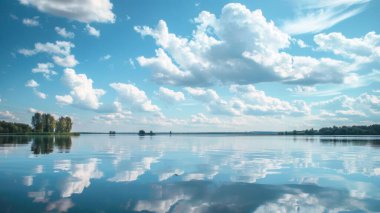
296, 39, 309, 48
25, 79, 47, 99
28, 108, 42, 114
157, 87, 185, 103
32, 62, 57, 79
46, 199, 74, 212
85, 24, 100, 37
184, 85, 310, 117
311, 93, 380, 120
93, 111, 132, 125
0, 111, 17, 121
184, 87, 219, 102
19, 41, 78, 67
281, 0, 370, 35
230, 85, 311, 116
34, 90, 47, 99
55, 95, 73, 105
19, 41, 73, 56
53, 54, 78, 67
25, 79, 39, 88
61, 158, 103, 198
19, 0, 115, 23
135, 3, 353, 86
61, 68, 106, 110
314, 31, 380, 63
110, 83, 160, 112
191, 113, 221, 124
22, 16, 39, 27
55, 27, 75, 39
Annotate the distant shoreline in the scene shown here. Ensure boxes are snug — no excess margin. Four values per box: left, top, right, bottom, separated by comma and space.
0, 132, 80, 136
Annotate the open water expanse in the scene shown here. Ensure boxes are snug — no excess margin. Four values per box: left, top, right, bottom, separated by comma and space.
0, 134, 380, 212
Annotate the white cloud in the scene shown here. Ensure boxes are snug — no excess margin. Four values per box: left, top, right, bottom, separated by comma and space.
56, 95, 74, 105
230, 84, 311, 116
0, 111, 17, 121
53, 54, 78, 67
85, 24, 100, 37
34, 90, 47, 99
184, 87, 219, 102
19, 41, 73, 56
25, 79, 47, 99
22, 17, 39, 27
25, 79, 39, 88
157, 87, 185, 103
62, 68, 106, 110
296, 39, 309, 48
281, 0, 370, 35
32, 62, 57, 79
110, 83, 160, 112
55, 27, 75, 39
314, 31, 380, 63
28, 108, 42, 113
19, 41, 78, 67
311, 93, 380, 119
135, 3, 352, 86
287, 85, 317, 94
93, 111, 132, 125
19, 0, 115, 23
61, 158, 103, 198
46, 199, 74, 212
191, 113, 221, 124
100, 54, 111, 61
108, 156, 160, 182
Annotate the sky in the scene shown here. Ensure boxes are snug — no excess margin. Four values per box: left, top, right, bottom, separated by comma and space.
0, 0, 380, 132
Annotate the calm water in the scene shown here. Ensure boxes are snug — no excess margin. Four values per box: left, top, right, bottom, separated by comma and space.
1, 135, 380, 213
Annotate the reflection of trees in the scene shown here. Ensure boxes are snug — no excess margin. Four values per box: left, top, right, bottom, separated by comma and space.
55, 136, 72, 153
320, 138, 380, 147
31, 137, 54, 155
30, 136, 73, 155
0, 136, 31, 145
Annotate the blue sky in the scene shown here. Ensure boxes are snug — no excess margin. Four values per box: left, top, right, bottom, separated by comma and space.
1, 0, 380, 132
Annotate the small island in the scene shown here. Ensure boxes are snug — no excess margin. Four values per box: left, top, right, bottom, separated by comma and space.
138, 130, 155, 136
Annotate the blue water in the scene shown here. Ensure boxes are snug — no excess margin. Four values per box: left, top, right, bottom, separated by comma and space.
0, 135, 380, 212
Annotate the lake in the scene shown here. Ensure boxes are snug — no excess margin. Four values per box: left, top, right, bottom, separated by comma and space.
1, 135, 380, 212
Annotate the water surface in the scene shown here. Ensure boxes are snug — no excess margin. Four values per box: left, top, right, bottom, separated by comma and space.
1, 135, 380, 212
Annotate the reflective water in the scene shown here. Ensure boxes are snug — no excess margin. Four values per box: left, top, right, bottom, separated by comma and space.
1, 135, 380, 212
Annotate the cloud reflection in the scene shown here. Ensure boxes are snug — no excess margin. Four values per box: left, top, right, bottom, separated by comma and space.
61, 158, 103, 198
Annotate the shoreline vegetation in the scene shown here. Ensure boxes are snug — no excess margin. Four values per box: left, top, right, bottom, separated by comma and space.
280, 124, 380, 135
1, 118, 380, 136
0, 113, 75, 135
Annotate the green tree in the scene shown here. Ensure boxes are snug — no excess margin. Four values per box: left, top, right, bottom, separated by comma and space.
64, 117, 72, 132
32, 113, 43, 132
55, 116, 72, 133
41, 113, 56, 133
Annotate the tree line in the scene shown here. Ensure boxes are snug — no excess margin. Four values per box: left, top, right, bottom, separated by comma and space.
0, 121, 32, 133
281, 124, 380, 135
31, 113, 72, 133
0, 113, 72, 134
